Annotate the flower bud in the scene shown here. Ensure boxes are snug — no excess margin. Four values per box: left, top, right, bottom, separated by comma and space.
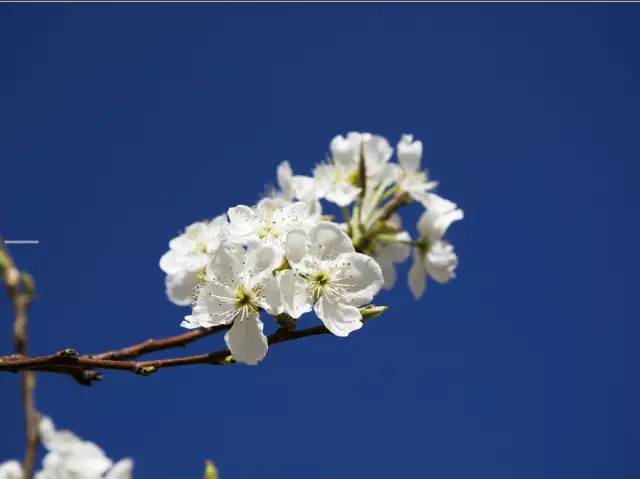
203, 460, 219, 479
359, 305, 388, 321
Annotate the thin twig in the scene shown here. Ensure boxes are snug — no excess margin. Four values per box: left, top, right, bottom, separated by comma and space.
2, 242, 39, 479
92, 324, 229, 360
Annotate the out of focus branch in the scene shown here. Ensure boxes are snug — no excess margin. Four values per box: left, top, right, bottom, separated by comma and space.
1, 241, 39, 479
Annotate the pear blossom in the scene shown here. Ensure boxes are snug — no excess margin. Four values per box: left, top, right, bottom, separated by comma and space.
280, 222, 384, 336
159, 131, 463, 363
160, 216, 227, 305
0, 461, 22, 479
274, 160, 322, 217
408, 193, 464, 299
181, 243, 282, 365
0, 416, 134, 479
394, 134, 438, 203
226, 198, 309, 253
314, 132, 394, 206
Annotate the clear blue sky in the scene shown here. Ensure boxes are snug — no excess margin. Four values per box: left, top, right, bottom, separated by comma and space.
0, 4, 637, 478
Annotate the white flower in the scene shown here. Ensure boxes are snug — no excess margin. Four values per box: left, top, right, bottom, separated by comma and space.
395, 134, 438, 202
0, 461, 22, 479
371, 215, 411, 290
160, 216, 227, 306
278, 222, 384, 336
226, 198, 309, 253
408, 193, 463, 299
181, 243, 282, 365
35, 416, 133, 479
314, 132, 393, 206
275, 161, 322, 217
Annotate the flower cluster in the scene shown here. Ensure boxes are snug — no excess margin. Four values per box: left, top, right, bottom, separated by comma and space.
0, 417, 132, 479
160, 132, 463, 365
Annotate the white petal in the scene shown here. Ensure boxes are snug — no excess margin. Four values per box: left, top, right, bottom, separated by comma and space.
311, 163, 333, 198
408, 249, 427, 299
38, 416, 56, 446
206, 244, 243, 288
425, 240, 458, 284
227, 205, 260, 238
271, 201, 308, 235
325, 182, 360, 207
224, 311, 268, 365
256, 197, 283, 218
64, 443, 113, 476
376, 256, 397, 290
0, 460, 23, 478
105, 459, 134, 479
180, 313, 208, 329
159, 250, 182, 275
306, 199, 323, 219
166, 271, 199, 306
375, 232, 411, 263
188, 282, 237, 327
168, 234, 196, 255
277, 160, 294, 199
290, 175, 317, 201
330, 133, 360, 169
363, 134, 393, 177
277, 270, 313, 319
285, 229, 308, 265
308, 222, 355, 260
336, 253, 384, 306
260, 275, 283, 315
314, 296, 362, 337
180, 252, 209, 273
417, 200, 464, 241
419, 192, 458, 213
397, 134, 422, 173
244, 243, 283, 286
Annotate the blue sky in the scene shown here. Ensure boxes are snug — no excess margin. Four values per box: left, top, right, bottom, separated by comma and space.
0, 4, 637, 479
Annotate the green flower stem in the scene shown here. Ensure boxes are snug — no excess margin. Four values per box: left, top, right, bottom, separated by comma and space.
376, 234, 424, 247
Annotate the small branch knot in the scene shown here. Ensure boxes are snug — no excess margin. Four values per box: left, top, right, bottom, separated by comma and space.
136, 365, 158, 376
57, 348, 79, 359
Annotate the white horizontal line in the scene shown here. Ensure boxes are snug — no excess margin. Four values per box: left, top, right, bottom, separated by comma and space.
4, 240, 40, 245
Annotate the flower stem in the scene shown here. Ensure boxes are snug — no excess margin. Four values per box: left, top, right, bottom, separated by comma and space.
378, 192, 411, 222
376, 234, 424, 247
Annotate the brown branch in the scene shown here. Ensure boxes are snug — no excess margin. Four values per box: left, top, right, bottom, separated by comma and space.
92, 324, 229, 360
2, 243, 39, 479
0, 324, 228, 385
0, 324, 332, 378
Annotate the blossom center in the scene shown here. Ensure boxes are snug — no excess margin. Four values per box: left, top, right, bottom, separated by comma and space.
308, 271, 347, 302
235, 287, 259, 313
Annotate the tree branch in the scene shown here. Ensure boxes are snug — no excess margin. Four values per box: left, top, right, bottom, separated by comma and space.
0, 324, 332, 379
92, 324, 229, 360
2, 242, 39, 479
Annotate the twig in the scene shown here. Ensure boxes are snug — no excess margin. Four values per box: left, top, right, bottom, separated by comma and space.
2, 242, 39, 479
92, 324, 229, 360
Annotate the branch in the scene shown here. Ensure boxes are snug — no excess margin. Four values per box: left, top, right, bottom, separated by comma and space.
1, 242, 39, 479
92, 324, 229, 360
0, 306, 388, 382
0, 324, 332, 377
